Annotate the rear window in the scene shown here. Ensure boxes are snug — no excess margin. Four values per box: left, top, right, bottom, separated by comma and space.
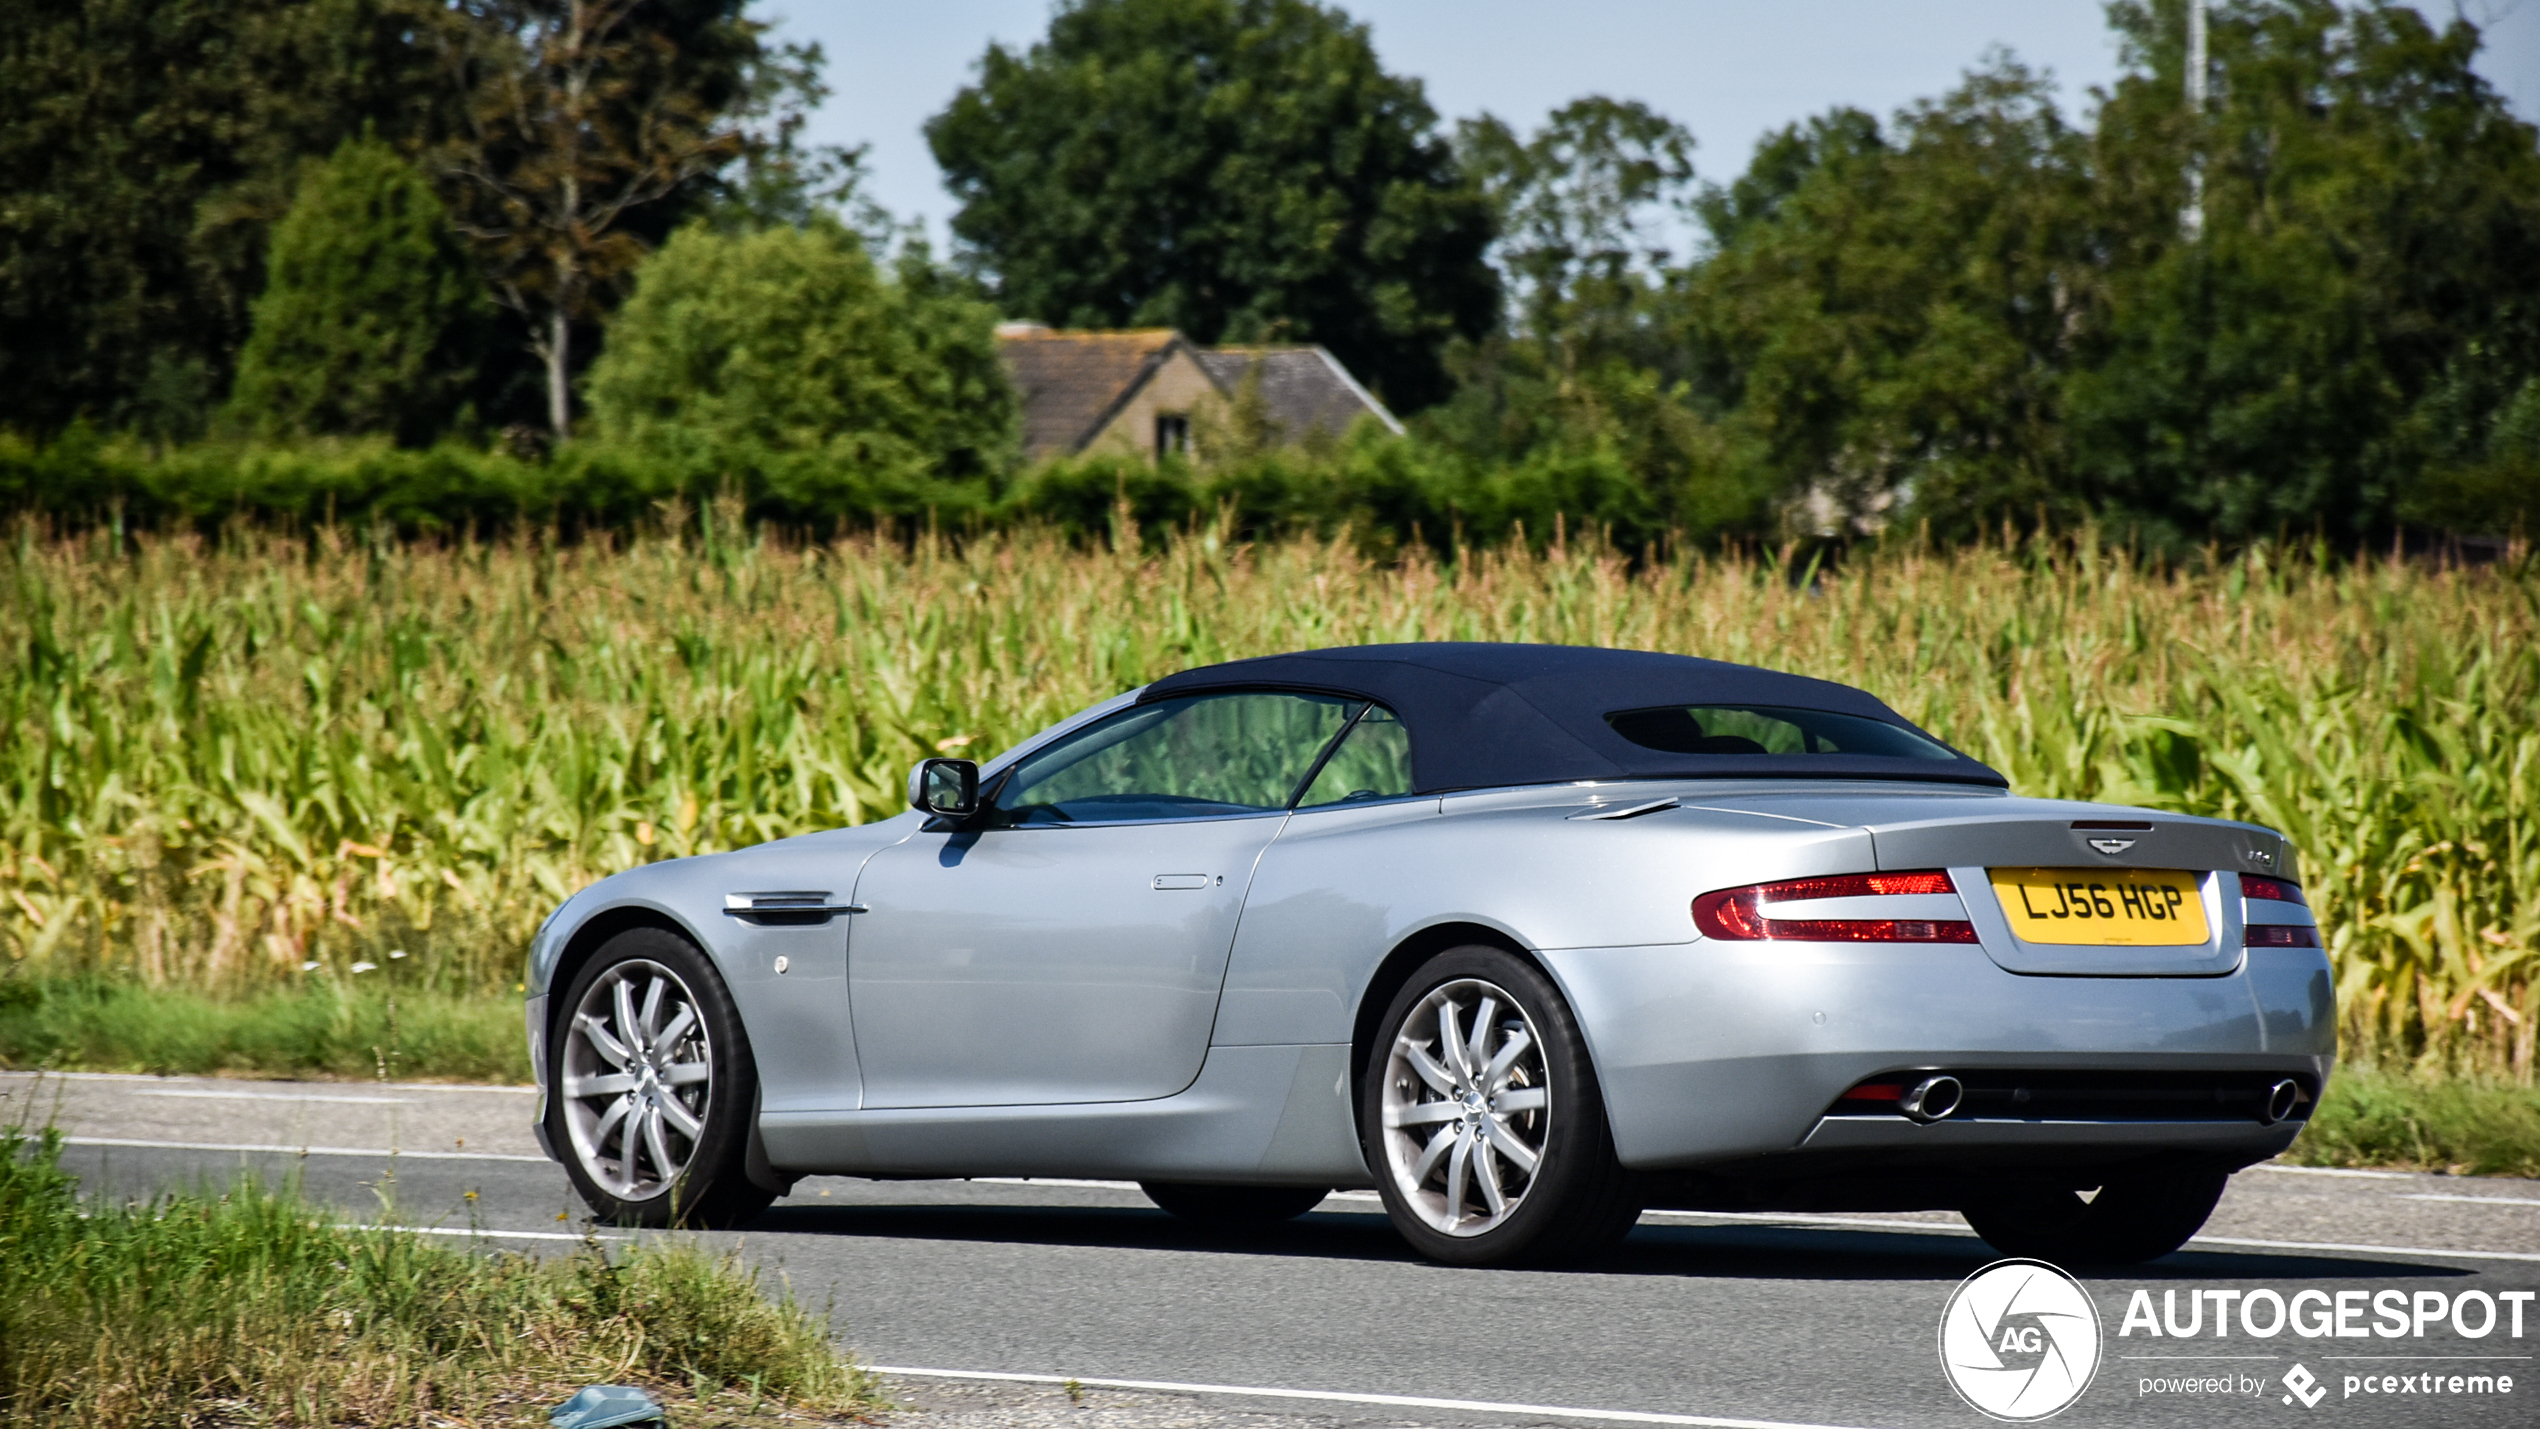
1605, 704, 1958, 761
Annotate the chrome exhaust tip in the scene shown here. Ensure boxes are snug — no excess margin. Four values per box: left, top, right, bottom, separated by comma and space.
1900, 1074, 1964, 1124
2263, 1078, 2303, 1125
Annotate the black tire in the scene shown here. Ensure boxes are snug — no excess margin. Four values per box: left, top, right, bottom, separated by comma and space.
1140, 1182, 1331, 1226
1961, 1170, 2228, 1265
1361, 945, 1640, 1266
546, 926, 776, 1229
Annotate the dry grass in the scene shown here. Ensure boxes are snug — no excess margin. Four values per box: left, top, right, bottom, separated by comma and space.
1, 517, 2533, 1075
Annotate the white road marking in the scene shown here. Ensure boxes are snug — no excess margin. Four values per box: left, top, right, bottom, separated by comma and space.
138, 1089, 413, 1105
398, 1224, 624, 1242
2258, 1164, 2413, 1179
2185, 1234, 2540, 1264
1628, 1207, 2540, 1264
874, 1366, 1880, 1429
2400, 1193, 2540, 1208
973, 1177, 1143, 1190
0, 1069, 534, 1093
1639, 1209, 1973, 1233
63, 1136, 547, 1163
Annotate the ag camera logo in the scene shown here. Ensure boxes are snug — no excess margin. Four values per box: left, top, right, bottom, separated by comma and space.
1940, 1259, 2103, 1421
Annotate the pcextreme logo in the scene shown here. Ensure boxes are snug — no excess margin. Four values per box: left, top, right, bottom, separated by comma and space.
2284, 1364, 2328, 1407
1939, 1259, 2104, 1421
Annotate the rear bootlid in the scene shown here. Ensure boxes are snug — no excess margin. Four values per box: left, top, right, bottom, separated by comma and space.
1685, 787, 2291, 976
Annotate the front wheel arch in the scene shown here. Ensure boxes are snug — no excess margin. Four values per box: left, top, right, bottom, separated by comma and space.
543, 905, 711, 1042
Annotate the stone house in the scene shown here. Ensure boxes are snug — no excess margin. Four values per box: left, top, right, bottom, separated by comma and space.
995, 324, 1402, 463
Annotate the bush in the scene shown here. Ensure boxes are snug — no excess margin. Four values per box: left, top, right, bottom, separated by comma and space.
223, 139, 487, 446
584, 220, 1018, 520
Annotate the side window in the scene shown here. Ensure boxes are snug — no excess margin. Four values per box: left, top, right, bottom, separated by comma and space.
1604, 704, 1956, 760
989, 691, 1357, 825
1297, 705, 1416, 808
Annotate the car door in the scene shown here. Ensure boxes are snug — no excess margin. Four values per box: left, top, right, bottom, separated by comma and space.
846, 690, 1362, 1108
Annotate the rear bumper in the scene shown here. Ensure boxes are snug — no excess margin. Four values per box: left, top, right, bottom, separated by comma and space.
1539, 939, 2334, 1174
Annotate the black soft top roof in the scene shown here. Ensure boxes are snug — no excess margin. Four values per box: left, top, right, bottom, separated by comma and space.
1140, 642, 2007, 792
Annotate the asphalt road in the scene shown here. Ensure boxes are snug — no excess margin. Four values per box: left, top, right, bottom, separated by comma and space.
9, 1069, 2538, 1429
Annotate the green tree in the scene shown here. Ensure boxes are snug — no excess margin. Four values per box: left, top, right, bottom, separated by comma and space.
1679, 61, 2095, 539
436, 0, 816, 438
2068, 0, 2540, 544
224, 139, 486, 444
925, 0, 1498, 412
1458, 97, 1694, 348
583, 220, 1017, 512
1690, 108, 1884, 253
0, 0, 463, 438
1420, 98, 1762, 545
0, 0, 819, 442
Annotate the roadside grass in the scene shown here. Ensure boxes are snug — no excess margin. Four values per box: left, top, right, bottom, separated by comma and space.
0, 1125, 878, 1427
2288, 1063, 2540, 1179
0, 977, 527, 1082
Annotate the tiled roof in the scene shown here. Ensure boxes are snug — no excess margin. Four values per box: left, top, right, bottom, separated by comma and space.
993, 326, 1403, 459
996, 326, 1187, 458
1197, 346, 1403, 441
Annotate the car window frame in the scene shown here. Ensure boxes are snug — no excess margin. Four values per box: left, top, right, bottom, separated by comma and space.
974, 689, 1376, 830
1287, 700, 1422, 811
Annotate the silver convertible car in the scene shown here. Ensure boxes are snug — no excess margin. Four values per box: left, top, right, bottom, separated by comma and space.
524, 643, 2333, 1266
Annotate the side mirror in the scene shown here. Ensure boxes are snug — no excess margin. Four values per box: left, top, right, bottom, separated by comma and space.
910, 757, 981, 819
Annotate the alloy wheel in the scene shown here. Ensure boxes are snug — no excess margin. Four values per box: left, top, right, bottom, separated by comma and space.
1379, 977, 1551, 1236
560, 958, 714, 1201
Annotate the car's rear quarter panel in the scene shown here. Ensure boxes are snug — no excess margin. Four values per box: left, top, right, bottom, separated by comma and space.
1214, 791, 1874, 1045
1224, 781, 2332, 1175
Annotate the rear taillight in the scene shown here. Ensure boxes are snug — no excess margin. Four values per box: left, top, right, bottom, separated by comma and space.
1692, 870, 1979, 943
2242, 875, 2317, 947
2242, 875, 2307, 905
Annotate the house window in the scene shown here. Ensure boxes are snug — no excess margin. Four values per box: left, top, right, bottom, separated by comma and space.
1155, 413, 1190, 458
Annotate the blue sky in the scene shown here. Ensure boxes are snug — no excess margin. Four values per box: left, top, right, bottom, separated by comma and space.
756, 0, 2540, 250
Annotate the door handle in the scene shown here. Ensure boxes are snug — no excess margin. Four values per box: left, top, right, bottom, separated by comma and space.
1152, 874, 1216, 891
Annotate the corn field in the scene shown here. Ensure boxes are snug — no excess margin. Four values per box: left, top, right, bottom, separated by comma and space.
3, 517, 2534, 1077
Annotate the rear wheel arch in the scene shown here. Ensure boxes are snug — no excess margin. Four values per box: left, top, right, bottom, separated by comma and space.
1350, 920, 1546, 1124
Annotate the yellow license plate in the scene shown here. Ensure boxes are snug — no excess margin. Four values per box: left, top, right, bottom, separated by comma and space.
1989, 867, 2210, 946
